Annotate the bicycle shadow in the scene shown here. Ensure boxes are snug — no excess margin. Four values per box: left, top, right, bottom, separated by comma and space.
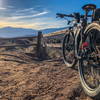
0, 53, 37, 64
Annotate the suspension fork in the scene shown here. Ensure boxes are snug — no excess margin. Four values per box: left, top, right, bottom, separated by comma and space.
75, 28, 83, 59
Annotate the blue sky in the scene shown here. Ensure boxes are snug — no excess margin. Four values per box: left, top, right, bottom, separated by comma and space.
0, 0, 100, 29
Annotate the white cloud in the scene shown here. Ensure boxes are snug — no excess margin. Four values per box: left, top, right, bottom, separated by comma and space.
31, 11, 49, 17
0, 5, 66, 30
16, 8, 34, 13
0, 6, 14, 11
0, 7, 7, 10
5, 11, 49, 20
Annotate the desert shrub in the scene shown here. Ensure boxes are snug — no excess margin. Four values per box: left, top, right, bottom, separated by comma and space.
47, 47, 62, 59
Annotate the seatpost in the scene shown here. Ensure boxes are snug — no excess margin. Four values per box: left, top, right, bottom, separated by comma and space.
81, 10, 88, 28
92, 9, 95, 21
84, 10, 89, 21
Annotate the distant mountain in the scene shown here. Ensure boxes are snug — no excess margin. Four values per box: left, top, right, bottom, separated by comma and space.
0, 27, 37, 38
0, 27, 66, 38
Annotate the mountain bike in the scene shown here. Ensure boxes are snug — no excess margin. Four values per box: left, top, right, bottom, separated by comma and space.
56, 4, 100, 99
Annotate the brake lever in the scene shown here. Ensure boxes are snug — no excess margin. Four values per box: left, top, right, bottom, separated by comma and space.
63, 17, 70, 25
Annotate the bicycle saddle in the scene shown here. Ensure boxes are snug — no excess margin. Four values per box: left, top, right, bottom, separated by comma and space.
82, 4, 96, 11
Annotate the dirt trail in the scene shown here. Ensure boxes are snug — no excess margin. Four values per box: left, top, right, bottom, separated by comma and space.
0, 51, 93, 100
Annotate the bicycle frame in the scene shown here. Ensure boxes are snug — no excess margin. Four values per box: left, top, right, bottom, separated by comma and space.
67, 18, 87, 60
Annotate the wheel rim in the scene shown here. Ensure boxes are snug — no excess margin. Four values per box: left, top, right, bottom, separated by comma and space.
81, 59, 100, 89
79, 29, 100, 90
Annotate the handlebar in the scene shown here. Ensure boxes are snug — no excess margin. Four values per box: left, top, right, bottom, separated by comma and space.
56, 13, 74, 18
56, 13, 92, 18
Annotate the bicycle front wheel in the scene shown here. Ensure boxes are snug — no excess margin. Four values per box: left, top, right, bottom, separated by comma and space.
62, 32, 77, 68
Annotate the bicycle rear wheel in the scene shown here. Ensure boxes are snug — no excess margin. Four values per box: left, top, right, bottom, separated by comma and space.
62, 32, 77, 67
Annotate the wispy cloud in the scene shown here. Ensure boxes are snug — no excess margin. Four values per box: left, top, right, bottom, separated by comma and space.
0, 11, 49, 21
11, 11, 48, 20
0, 6, 14, 11
16, 8, 34, 13
0, 1, 66, 30
0, 18, 66, 30
33, 11, 48, 17
0, 7, 7, 10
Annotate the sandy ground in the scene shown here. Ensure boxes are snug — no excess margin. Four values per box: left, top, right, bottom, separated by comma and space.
0, 51, 93, 100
